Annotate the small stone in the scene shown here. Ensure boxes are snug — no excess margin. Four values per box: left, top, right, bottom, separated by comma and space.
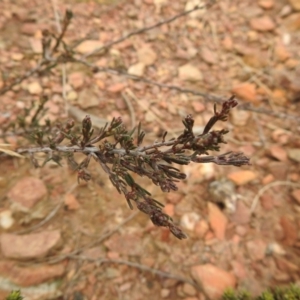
246, 239, 267, 261
0, 210, 14, 229
200, 46, 217, 64
119, 282, 132, 292
66, 90, 78, 101
27, 81, 42, 95
78, 89, 99, 109
182, 283, 197, 296
247, 31, 259, 42
258, 0, 274, 9
205, 230, 215, 242
287, 148, 300, 162
192, 101, 205, 113
163, 203, 175, 217
137, 45, 157, 66
249, 16, 276, 31
29, 38, 42, 53
145, 110, 155, 122
177, 285, 185, 298
208, 203, 228, 240
280, 216, 298, 246
191, 264, 236, 299
187, 47, 198, 58
83, 246, 105, 259
230, 109, 251, 126
275, 256, 299, 273
104, 267, 121, 279
95, 79, 105, 89
266, 242, 286, 256
178, 64, 203, 82
291, 189, 300, 205
21, 23, 38, 35
68, 72, 85, 89
128, 63, 145, 76
275, 43, 291, 62
185, 0, 206, 18
268, 145, 287, 161
289, 173, 299, 182
107, 82, 127, 93
0, 176, 9, 188
262, 174, 275, 185
280, 5, 293, 17
231, 260, 247, 279
222, 36, 233, 50
0, 230, 61, 259
285, 58, 300, 69
273, 271, 290, 282
230, 201, 251, 224
194, 220, 209, 238
243, 52, 267, 68
288, 0, 300, 10
227, 170, 257, 185
76, 40, 103, 54
64, 194, 80, 210
283, 13, 300, 31
115, 97, 127, 110
232, 82, 257, 103
11, 53, 24, 61
272, 89, 287, 106
166, 193, 183, 204
0, 261, 65, 286
236, 225, 248, 236
180, 212, 200, 231
272, 129, 290, 145
45, 102, 60, 115
104, 234, 142, 256
161, 289, 170, 298
7, 177, 47, 211
267, 162, 289, 181
260, 193, 274, 210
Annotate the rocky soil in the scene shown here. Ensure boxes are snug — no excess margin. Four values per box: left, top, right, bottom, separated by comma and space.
0, 0, 300, 299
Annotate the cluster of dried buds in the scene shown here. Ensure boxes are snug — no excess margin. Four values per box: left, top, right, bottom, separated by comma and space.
17, 96, 250, 239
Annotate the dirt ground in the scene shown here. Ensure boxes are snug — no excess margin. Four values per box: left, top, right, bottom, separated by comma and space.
0, 0, 300, 299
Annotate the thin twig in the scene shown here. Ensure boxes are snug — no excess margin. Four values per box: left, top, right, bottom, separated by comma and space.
69, 255, 202, 290
45, 211, 138, 264
0, 61, 46, 95
51, 0, 62, 32
76, 58, 300, 122
82, 0, 215, 59
237, 103, 300, 121
75, 58, 224, 102
14, 183, 77, 234
51, 0, 69, 116
121, 91, 136, 129
251, 180, 300, 213
252, 112, 266, 146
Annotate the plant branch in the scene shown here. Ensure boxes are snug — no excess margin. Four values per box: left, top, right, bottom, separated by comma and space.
82, 0, 216, 58
16, 97, 250, 239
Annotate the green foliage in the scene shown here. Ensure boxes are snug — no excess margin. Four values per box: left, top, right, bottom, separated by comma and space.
7, 284, 300, 300
273, 285, 300, 300
6, 290, 23, 300
223, 288, 251, 300
257, 291, 274, 300
223, 285, 300, 300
